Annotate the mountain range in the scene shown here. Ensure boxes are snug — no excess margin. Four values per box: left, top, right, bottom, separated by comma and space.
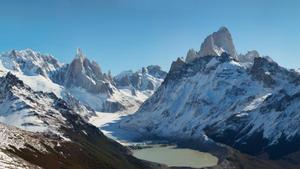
121, 27, 300, 165
0, 48, 166, 168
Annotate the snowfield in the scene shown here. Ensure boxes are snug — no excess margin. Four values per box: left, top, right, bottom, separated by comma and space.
89, 105, 144, 145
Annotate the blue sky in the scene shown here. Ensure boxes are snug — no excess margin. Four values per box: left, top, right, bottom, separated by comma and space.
0, 0, 299, 74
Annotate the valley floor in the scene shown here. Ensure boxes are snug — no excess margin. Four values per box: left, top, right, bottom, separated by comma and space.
89, 108, 220, 169
89, 107, 144, 145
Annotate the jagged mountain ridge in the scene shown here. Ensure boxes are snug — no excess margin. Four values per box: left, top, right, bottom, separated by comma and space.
52, 48, 114, 95
114, 65, 167, 97
0, 49, 62, 77
121, 27, 300, 159
0, 48, 165, 114
50, 49, 127, 112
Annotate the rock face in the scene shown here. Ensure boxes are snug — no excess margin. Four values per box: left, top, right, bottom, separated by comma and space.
199, 27, 237, 59
114, 65, 167, 96
54, 48, 114, 95
121, 27, 300, 159
186, 27, 237, 63
49, 49, 132, 112
185, 49, 197, 63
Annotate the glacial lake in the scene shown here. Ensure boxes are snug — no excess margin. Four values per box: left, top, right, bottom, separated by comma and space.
132, 145, 218, 168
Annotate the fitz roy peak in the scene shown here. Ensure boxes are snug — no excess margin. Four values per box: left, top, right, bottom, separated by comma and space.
186, 27, 237, 63
121, 27, 300, 159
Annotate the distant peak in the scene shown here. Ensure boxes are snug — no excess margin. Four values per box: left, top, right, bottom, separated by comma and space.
218, 26, 229, 32
9, 49, 17, 56
184, 27, 237, 63
198, 26, 237, 59
142, 67, 148, 74
24, 48, 34, 52
75, 48, 85, 60
76, 48, 82, 55
246, 50, 260, 58
170, 57, 185, 72
185, 48, 197, 63
146, 65, 163, 71
238, 50, 260, 64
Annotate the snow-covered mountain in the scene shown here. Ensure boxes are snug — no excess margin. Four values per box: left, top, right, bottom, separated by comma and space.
0, 72, 160, 169
121, 27, 300, 159
0, 72, 67, 134
51, 48, 114, 95
0, 49, 62, 77
0, 48, 150, 115
114, 65, 167, 98
0, 50, 96, 120
50, 48, 130, 112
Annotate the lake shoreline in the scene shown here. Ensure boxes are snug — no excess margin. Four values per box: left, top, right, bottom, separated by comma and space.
130, 144, 219, 168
